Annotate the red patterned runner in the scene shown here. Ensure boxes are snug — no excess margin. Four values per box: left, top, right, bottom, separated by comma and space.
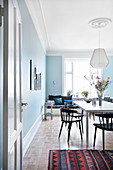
48, 150, 113, 170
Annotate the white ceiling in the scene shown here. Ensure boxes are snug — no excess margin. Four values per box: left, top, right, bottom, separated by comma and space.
25, 0, 113, 54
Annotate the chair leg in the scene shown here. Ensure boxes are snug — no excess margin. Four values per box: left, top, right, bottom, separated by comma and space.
93, 113, 95, 121
81, 110, 84, 133
79, 121, 83, 140
67, 123, 72, 142
76, 122, 78, 127
82, 109, 84, 115
45, 114, 47, 120
93, 126, 97, 147
51, 114, 53, 120
81, 117, 83, 134
102, 130, 105, 152
59, 122, 64, 138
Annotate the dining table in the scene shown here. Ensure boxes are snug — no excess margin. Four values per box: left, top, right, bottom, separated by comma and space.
74, 100, 113, 147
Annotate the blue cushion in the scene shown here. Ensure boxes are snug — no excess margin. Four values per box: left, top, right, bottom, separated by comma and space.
53, 98, 63, 105
64, 99, 75, 103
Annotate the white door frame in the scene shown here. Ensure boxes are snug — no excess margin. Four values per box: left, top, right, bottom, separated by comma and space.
2, 0, 9, 169
1, 0, 23, 169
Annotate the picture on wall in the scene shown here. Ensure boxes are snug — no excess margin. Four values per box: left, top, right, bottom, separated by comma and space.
34, 67, 37, 90
37, 73, 41, 90
34, 74, 37, 91
34, 67, 37, 79
30, 59, 34, 90
30, 59, 41, 90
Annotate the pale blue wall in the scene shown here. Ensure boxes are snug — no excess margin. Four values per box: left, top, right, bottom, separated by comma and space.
46, 55, 113, 99
18, 0, 46, 137
103, 56, 113, 97
46, 56, 62, 100
0, 0, 3, 168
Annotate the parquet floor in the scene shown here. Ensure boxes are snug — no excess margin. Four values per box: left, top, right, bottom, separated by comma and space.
23, 114, 113, 170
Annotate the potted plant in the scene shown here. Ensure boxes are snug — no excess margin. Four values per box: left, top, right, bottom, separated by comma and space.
81, 91, 89, 98
67, 90, 72, 96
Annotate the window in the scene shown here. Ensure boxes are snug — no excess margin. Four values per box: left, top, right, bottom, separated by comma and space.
64, 61, 73, 93
64, 58, 101, 97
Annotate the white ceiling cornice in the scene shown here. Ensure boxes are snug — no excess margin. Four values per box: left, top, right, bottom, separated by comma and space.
38, 0, 50, 49
47, 50, 93, 57
47, 49, 113, 57
25, 0, 50, 54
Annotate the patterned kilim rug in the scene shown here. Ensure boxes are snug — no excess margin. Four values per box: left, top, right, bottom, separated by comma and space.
48, 150, 113, 170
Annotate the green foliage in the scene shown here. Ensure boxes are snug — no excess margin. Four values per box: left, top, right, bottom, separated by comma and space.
81, 91, 89, 98
95, 77, 110, 96
67, 90, 72, 96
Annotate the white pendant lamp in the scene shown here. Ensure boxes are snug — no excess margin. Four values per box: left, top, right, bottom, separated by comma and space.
89, 18, 112, 69
90, 48, 109, 68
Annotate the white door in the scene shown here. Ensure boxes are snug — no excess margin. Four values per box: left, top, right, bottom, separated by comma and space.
2, 0, 23, 169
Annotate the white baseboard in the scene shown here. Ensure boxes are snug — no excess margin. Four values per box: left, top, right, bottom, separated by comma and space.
23, 114, 42, 157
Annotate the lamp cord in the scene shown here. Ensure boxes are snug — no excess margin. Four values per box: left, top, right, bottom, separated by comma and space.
98, 28, 100, 48
98, 27, 101, 65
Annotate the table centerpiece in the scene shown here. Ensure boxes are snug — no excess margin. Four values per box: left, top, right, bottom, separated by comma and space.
95, 76, 110, 106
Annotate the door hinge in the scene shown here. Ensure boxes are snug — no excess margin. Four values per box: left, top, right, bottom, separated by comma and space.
0, 5, 4, 27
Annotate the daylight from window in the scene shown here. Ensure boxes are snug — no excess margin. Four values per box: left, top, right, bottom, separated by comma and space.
64, 58, 101, 98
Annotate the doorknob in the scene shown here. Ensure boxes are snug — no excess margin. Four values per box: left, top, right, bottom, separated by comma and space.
21, 103, 28, 106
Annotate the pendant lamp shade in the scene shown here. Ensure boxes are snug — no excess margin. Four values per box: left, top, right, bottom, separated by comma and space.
88, 18, 112, 69
90, 48, 109, 68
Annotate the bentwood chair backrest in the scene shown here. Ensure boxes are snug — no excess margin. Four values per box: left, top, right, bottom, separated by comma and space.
93, 113, 113, 151
59, 108, 83, 142
95, 113, 113, 130
60, 108, 81, 122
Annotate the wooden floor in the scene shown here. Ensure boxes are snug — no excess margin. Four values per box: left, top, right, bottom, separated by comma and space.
23, 114, 113, 170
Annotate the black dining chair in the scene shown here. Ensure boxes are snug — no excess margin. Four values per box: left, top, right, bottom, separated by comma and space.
93, 113, 113, 151
59, 108, 83, 142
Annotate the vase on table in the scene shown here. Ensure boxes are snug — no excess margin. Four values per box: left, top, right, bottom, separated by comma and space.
97, 90, 103, 106
98, 95, 102, 106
